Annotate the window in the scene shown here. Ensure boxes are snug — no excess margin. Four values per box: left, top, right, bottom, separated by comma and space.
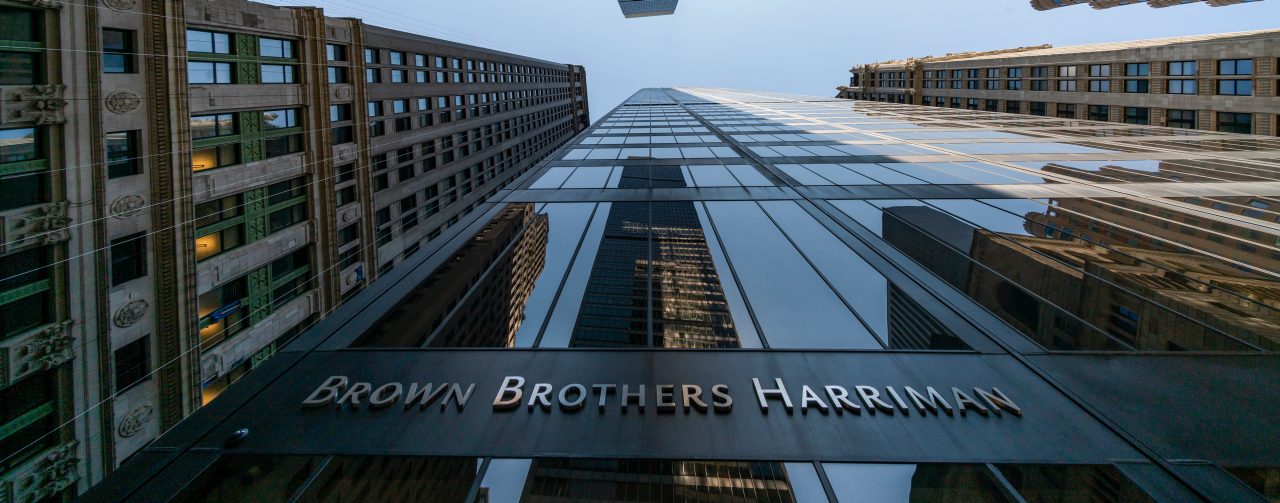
1008, 68, 1023, 78
984, 99, 998, 112
187, 30, 230, 54
389, 51, 404, 65
1218, 59, 1253, 76
1006, 101, 1021, 114
339, 225, 359, 246
336, 163, 355, 184
1167, 79, 1197, 94
1057, 80, 1076, 92
337, 186, 357, 206
327, 66, 348, 84
392, 100, 408, 114
1124, 107, 1150, 125
1088, 80, 1110, 92
1087, 105, 1109, 122
365, 68, 381, 83
390, 69, 406, 83
1125, 63, 1150, 76
189, 61, 233, 84
0, 50, 40, 85
369, 121, 385, 137
198, 277, 249, 346
114, 336, 151, 392
1030, 80, 1047, 91
326, 44, 346, 61
414, 54, 426, 66
102, 28, 135, 73
264, 134, 302, 158
261, 64, 296, 84
1168, 61, 1196, 76
1055, 103, 1076, 119
191, 144, 238, 172
416, 70, 427, 83
367, 101, 383, 117
1218, 79, 1253, 96
330, 126, 353, 145
1030, 66, 1047, 78
195, 196, 244, 262
1056, 65, 1076, 78
1124, 79, 1149, 93
1006, 80, 1022, 90
329, 104, 352, 122
1030, 102, 1046, 116
106, 130, 140, 178
258, 37, 294, 58
1088, 65, 1109, 77
191, 113, 235, 139
1217, 112, 1252, 134
1167, 109, 1197, 129
434, 56, 444, 68
364, 48, 379, 64
262, 109, 298, 130
110, 232, 147, 286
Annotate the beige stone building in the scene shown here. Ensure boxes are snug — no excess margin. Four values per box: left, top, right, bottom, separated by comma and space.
1030, 0, 1263, 11
837, 29, 1280, 135
0, 0, 587, 499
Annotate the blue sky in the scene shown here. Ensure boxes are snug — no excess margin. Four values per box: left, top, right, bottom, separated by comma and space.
284, 0, 1278, 121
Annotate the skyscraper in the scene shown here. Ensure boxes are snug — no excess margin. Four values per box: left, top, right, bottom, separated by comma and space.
838, 29, 1279, 135
85, 88, 1280, 501
0, 0, 586, 498
617, 0, 680, 18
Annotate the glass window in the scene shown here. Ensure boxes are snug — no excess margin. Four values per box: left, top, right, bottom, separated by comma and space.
367, 101, 382, 117
1088, 80, 1110, 92
258, 37, 293, 58
1125, 63, 1150, 76
1088, 64, 1110, 77
110, 232, 147, 286
190, 113, 235, 139
0, 51, 40, 85
1217, 112, 1252, 134
189, 61, 233, 84
326, 66, 348, 84
1124, 107, 1149, 125
392, 100, 408, 114
325, 43, 345, 61
388, 51, 404, 65
1057, 80, 1076, 92
264, 134, 302, 158
1167, 79, 1197, 94
1124, 79, 1149, 93
390, 69, 406, 83
106, 130, 141, 178
825, 464, 1012, 502
1218, 79, 1253, 96
1087, 105, 1109, 122
191, 144, 238, 172
329, 104, 351, 122
0, 8, 40, 42
186, 29, 230, 54
102, 28, 135, 73
1167, 109, 1197, 129
260, 64, 295, 84
363, 48, 379, 64
414, 54, 426, 66
262, 109, 298, 130
114, 336, 151, 392
1168, 60, 1197, 76
1218, 59, 1253, 75
0, 127, 38, 163
365, 68, 380, 83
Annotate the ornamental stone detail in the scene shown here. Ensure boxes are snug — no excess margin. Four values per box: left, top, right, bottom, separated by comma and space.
25, 0, 63, 8
3, 441, 80, 503
109, 195, 146, 219
104, 90, 142, 114
117, 404, 154, 438
1, 85, 67, 126
0, 201, 71, 254
102, 0, 137, 11
113, 299, 150, 328
0, 320, 74, 389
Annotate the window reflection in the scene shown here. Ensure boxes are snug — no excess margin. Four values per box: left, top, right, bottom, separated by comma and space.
175, 455, 480, 502
823, 463, 1012, 502
523, 459, 799, 502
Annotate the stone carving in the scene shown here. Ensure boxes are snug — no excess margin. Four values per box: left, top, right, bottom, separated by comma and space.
109, 195, 146, 219
334, 86, 353, 100
20, 320, 75, 374
117, 405, 154, 438
102, 0, 137, 11
2, 85, 67, 125
113, 299, 150, 328
2, 201, 71, 253
13, 441, 79, 503
104, 90, 142, 114
340, 206, 359, 223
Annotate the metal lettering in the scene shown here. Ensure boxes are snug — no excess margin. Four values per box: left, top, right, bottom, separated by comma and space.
656, 384, 676, 413
885, 387, 910, 415
952, 387, 989, 416
592, 384, 615, 411
752, 378, 793, 413
492, 376, 525, 410
302, 376, 348, 407
528, 383, 554, 411
620, 384, 645, 412
407, 383, 448, 410
904, 386, 953, 416
856, 385, 895, 414
442, 383, 475, 411
974, 387, 1021, 417
682, 384, 707, 413
337, 382, 372, 407
799, 385, 829, 414
711, 384, 733, 413
825, 385, 861, 415
558, 384, 587, 411
368, 382, 403, 409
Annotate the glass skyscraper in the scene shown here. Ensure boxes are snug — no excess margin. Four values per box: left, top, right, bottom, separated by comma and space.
86, 88, 1280, 501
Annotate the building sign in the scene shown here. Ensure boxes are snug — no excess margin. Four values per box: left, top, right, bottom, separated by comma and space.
301, 375, 1022, 417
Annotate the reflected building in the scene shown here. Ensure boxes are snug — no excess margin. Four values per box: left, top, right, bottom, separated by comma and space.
355, 203, 549, 348
522, 459, 794, 502
617, 0, 680, 18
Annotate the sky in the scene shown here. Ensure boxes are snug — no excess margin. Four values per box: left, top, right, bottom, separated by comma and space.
276, 0, 1279, 122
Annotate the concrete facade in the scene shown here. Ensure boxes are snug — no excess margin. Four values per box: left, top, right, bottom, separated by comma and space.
838, 29, 1280, 136
0, 0, 587, 499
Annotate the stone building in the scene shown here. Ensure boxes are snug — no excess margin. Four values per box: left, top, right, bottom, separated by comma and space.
0, 0, 587, 499
838, 29, 1280, 135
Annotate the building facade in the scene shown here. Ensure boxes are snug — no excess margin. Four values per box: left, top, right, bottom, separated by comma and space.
616, 0, 680, 18
84, 88, 1280, 501
838, 30, 1280, 136
0, 0, 587, 499
1030, 0, 1264, 11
